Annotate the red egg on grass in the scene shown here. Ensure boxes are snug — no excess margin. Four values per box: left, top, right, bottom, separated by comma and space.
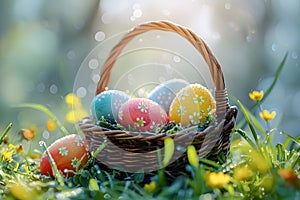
118, 98, 168, 132
40, 134, 89, 177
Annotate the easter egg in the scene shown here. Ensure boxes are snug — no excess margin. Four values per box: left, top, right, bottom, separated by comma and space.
169, 83, 216, 127
90, 90, 130, 123
118, 98, 168, 132
148, 79, 189, 113
40, 134, 89, 177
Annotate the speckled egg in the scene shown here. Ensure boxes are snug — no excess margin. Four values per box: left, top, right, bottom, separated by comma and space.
169, 83, 216, 127
90, 90, 130, 123
148, 79, 189, 113
40, 134, 89, 177
118, 98, 168, 132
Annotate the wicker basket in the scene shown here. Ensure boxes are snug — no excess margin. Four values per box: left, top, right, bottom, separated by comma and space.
79, 21, 237, 174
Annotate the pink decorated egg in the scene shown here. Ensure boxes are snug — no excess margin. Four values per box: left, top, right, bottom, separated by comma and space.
118, 98, 168, 132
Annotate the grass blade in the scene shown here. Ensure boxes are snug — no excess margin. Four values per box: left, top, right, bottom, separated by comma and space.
237, 100, 260, 149
13, 103, 69, 136
251, 52, 288, 110
198, 158, 220, 168
0, 123, 12, 145
163, 137, 175, 167
276, 144, 286, 168
236, 103, 266, 135
280, 131, 300, 145
187, 145, 199, 167
235, 129, 256, 148
40, 141, 65, 187
238, 53, 288, 128
81, 137, 108, 170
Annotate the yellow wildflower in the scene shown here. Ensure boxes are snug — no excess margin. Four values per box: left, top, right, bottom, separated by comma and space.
22, 165, 29, 174
65, 93, 82, 108
261, 175, 274, 192
249, 150, 271, 173
16, 145, 24, 154
8, 182, 36, 200
29, 153, 41, 159
46, 119, 56, 132
65, 93, 88, 123
18, 124, 37, 140
66, 109, 88, 123
249, 90, 264, 101
144, 181, 156, 193
278, 169, 299, 187
29, 124, 37, 133
259, 110, 276, 122
205, 171, 230, 189
233, 165, 253, 181
19, 129, 35, 140
2, 148, 13, 162
8, 144, 16, 150
3, 136, 9, 144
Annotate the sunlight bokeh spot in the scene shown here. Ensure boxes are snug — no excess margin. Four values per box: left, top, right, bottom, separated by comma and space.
95, 31, 105, 42
76, 87, 87, 98
88, 59, 99, 69
49, 84, 58, 94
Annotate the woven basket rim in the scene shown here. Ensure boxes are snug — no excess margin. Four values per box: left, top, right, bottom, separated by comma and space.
80, 116, 213, 138
93, 20, 229, 124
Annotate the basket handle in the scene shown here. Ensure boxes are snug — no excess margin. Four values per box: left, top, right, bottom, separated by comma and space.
96, 21, 229, 120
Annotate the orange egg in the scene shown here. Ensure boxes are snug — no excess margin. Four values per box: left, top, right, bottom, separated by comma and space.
40, 134, 89, 177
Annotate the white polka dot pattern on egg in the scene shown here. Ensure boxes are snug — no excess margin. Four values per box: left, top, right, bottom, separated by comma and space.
74, 136, 84, 147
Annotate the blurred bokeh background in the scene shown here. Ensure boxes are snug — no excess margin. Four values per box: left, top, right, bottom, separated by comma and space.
0, 0, 299, 147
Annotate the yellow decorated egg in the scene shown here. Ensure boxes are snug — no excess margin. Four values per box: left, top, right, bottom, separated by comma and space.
169, 83, 216, 127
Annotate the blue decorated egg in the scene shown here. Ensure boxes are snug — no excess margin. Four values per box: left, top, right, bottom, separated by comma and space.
148, 79, 189, 113
90, 90, 130, 123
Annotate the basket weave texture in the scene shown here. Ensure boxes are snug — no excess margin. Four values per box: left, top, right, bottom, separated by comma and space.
79, 21, 238, 174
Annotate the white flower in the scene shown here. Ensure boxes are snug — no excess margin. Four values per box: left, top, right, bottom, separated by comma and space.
150, 121, 157, 130
71, 157, 79, 169
118, 110, 123, 120
138, 102, 148, 112
193, 95, 204, 104
179, 92, 189, 101
74, 136, 84, 147
59, 147, 68, 156
136, 117, 146, 127
177, 105, 186, 116
189, 112, 202, 124
113, 99, 122, 110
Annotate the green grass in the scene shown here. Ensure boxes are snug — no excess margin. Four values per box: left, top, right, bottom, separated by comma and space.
0, 54, 299, 200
